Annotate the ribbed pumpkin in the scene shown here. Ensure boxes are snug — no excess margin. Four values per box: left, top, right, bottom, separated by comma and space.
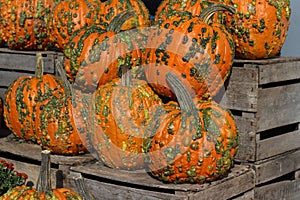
0, 0, 60, 50
224, 0, 291, 59
34, 63, 87, 156
3, 54, 64, 142
95, 0, 150, 31
89, 67, 162, 170
144, 5, 235, 100
1, 150, 83, 200
49, 0, 99, 51
64, 11, 147, 91
144, 73, 239, 184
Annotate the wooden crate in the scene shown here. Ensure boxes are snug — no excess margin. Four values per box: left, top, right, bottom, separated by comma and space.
218, 57, 300, 162
0, 48, 58, 100
0, 128, 95, 188
66, 162, 255, 200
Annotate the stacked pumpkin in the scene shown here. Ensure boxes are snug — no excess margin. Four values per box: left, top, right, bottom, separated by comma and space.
0, 0, 292, 186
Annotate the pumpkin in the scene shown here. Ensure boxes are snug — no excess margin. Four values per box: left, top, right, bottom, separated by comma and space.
87, 67, 162, 170
143, 72, 239, 184
1, 150, 83, 200
0, 0, 60, 50
34, 61, 87, 155
95, 0, 150, 31
224, 0, 291, 59
3, 53, 64, 142
49, 0, 99, 51
64, 11, 147, 91
144, 4, 235, 100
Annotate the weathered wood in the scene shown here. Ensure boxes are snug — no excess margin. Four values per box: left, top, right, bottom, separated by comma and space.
254, 149, 300, 185
0, 49, 55, 74
222, 67, 258, 112
256, 83, 300, 132
0, 70, 33, 87
256, 129, 300, 160
254, 179, 300, 200
68, 162, 254, 200
0, 131, 96, 188
232, 190, 254, 200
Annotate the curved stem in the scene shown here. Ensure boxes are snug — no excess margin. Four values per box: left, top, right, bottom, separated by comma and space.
73, 174, 95, 200
56, 58, 73, 97
107, 10, 137, 32
36, 150, 51, 193
120, 65, 132, 87
166, 73, 199, 120
199, 4, 236, 24
35, 53, 44, 79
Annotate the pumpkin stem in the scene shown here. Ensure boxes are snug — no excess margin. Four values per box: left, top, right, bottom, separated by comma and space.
56, 58, 73, 97
35, 53, 44, 79
166, 73, 199, 119
73, 174, 95, 200
107, 10, 137, 32
36, 150, 52, 193
199, 4, 236, 24
120, 65, 132, 87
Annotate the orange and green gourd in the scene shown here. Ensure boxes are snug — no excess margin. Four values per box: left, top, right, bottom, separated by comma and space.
89, 67, 163, 170
143, 72, 239, 184
34, 63, 87, 156
64, 11, 147, 91
3, 53, 64, 142
49, 0, 99, 51
144, 4, 235, 100
224, 0, 291, 59
0, 0, 60, 50
1, 150, 83, 200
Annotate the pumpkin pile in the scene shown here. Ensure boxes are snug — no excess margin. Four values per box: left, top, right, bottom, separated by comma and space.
0, 0, 292, 186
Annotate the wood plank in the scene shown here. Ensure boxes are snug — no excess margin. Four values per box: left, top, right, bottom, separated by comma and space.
0, 52, 55, 73
222, 67, 258, 112
0, 71, 33, 87
0, 88, 6, 102
254, 149, 300, 184
70, 162, 253, 197
234, 57, 300, 65
232, 190, 254, 200
256, 129, 300, 160
259, 61, 300, 85
67, 172, 186, 200
233, 115, 257, 162
256, 83, 300, 132
254, 179, 300, 200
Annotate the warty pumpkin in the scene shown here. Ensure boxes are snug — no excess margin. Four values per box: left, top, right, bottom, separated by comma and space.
224, 0, 291, 59
49, 0, 99, 51
3, 53, 64, 142
143, 72, 239, 184
87, 67, 163, 170
34, 61, 87, 156
144, 4, 235, 100
1, 150, 83, 200
0, 0, 60, 50
64, 11, 147, 91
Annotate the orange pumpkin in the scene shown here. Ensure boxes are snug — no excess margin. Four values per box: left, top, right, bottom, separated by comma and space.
144, 73, 239, 184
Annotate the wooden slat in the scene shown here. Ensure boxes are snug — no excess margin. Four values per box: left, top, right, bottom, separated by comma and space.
256, 130, 300, 160
254, 179, 300, 200
0, 51, 55, 73
232, 190, 254, 200
70, 162, 254, 199
223, 67, 258, 112
234, 57, 300, 65
256, 83, 300, 132
0, 71, 33, 87
258, 61, 300, 85
233, 115, 257, 162
254, 149, 300, 184
0, 88, 6, 101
